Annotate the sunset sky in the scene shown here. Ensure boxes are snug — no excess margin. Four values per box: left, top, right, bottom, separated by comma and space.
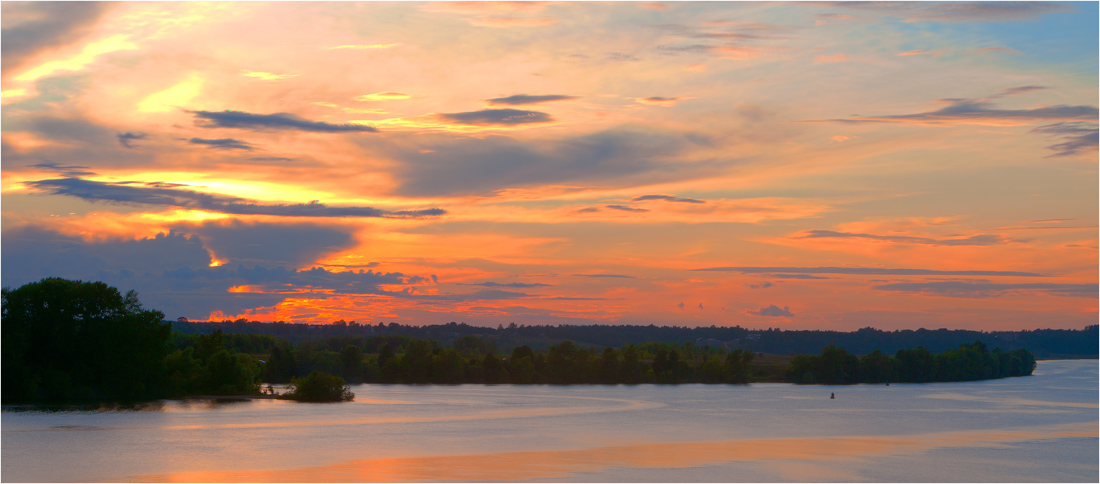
2, 1, 1096, 331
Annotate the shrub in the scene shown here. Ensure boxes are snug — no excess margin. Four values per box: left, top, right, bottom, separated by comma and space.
281, 371, 354, 402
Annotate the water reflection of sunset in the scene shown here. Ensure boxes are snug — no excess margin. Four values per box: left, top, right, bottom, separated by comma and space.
140, 422, 1097, 482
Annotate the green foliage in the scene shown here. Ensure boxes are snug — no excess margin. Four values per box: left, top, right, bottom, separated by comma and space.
2, 278, 171, 404
282, 371, 354, 402
199, 349, 261, 395
725, 349, 755, 383
789, 342, 1036, 384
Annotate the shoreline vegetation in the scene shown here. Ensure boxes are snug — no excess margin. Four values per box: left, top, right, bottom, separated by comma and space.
3, 278, 1084, 407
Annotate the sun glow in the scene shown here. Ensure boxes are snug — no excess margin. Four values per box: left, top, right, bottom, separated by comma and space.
15, 35, 139, 82
137, 73, 204, 113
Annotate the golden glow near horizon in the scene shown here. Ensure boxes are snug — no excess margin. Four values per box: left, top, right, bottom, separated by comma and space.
1, 2, 1096, 328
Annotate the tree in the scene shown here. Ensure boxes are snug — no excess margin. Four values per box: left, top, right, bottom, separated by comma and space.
340, 345, 363, 381
725, 349, 755, 383
2, 278, 171, 403
282, 371, 354, 402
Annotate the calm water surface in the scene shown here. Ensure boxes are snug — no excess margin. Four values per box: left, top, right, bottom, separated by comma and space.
3, 360, 1097, 482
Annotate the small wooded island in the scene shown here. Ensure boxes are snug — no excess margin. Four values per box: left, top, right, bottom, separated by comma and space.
3, 278, 1041, 406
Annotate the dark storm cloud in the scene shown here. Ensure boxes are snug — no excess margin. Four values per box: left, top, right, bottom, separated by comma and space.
1030, 122, 1099, 157
799, 230, 1011, 246
692, 266, 1046, 277
2, 226, 213, 284
486, 94, 578, 105
26, 177, 446, 219
117, 132, 147, 149
190, 110, 378, 133
749, 305, 794, 317
182, 220, 359, 267
1, 226, 436, 319
819, 2, 1071, 22
188, 137, 254, 151
605, 205, 649, 213
372, 128, 704, 197
438, 108, 553, 126
1, 2, 112, 75
572, 273, 637, 279
633, 194, 705, 204
457, 281, 553, 288
872, 281, 1098, 298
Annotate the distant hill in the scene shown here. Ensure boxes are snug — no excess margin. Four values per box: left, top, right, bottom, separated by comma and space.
171, 319, 1097, 359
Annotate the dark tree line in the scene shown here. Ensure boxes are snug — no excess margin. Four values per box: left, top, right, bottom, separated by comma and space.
786, 342, 1036, 384
1, 278, 1051, 405
258, 336, 756, 385
173, 320, 1097, 358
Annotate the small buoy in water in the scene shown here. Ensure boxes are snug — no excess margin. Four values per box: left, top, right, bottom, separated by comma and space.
830, 392, 835, 399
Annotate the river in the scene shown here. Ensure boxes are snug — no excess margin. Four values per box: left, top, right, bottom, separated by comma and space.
2, 359, 1096, 482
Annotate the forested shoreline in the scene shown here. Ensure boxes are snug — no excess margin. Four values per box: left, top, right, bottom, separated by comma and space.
173, 318, 1098, 359
0, 278, 1059, 406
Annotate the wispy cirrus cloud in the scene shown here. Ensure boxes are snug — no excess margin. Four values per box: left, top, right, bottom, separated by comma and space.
872, 281, 1098, 299
25, 178, 446, 219
811, 87, 1097, 127
28, 161, 96, 177
187, 137, 254, 151
419, 1, 556, 28
1030, 122, 1099, 157
486, 94, 577, 105
0, 2, 113, 76
636, 96, 692, 107
693, 266, 1046, 277
328, 43, 400, 50
116, 131, 147, 149
438, 108, 553, 126
457, 281, 553, 288
355, 92, 410, 102
465, 17, 557, 28
241, 70, 298, 81
572, 273, 637, 279
653, 21, 790, 60
190, 110, 378, 133
819, 2, 1072, 23
797, 230, 1012, 246
605, 204, 648, 213
633, 194, 705, 204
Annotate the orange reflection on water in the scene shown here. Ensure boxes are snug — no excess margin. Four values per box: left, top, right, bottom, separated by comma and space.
132, 421, 1096, 482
